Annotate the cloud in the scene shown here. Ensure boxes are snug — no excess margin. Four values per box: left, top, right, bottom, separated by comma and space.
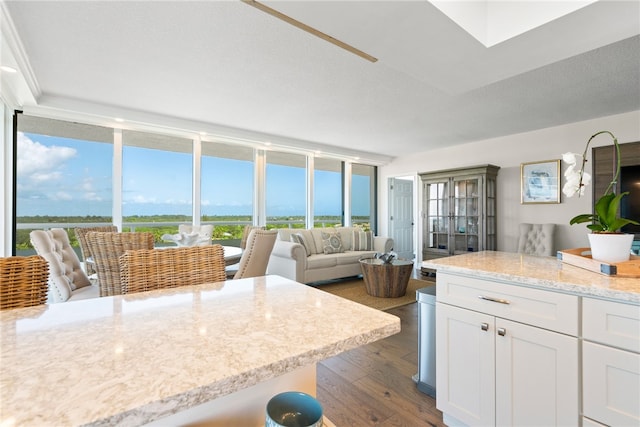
52, 191, 73, 201
17, 132, 76, 178
83, 192, 102, 201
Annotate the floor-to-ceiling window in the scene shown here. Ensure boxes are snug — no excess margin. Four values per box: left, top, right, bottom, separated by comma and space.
351, 163, 376, 232
15, 115, 113, 254
12, 114, 378, 253
122, 130, 193, 242
266, 151, 306, 229
201, 141, 254, 242
314, 158, 343, 227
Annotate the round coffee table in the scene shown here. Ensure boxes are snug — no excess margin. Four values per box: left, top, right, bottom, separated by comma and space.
359, 258, 414, 298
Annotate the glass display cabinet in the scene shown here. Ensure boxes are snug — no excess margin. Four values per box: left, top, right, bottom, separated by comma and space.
420, 165, 499, 261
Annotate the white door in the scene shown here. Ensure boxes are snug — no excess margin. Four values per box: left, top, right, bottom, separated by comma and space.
389, 177, 414, 260
436, 303, 495, 426
495, 318, 579, 426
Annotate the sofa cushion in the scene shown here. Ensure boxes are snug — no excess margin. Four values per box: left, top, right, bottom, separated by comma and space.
309, 228, 329, 254
306, 254, 338, 269
321, 231, 344, 254
352, 229, 373, 251
335, 227, 354, 250
335, 251, 374, 266
290, 233, 312, 256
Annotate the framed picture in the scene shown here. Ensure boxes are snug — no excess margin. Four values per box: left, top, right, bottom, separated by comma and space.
521, 159, 560, 204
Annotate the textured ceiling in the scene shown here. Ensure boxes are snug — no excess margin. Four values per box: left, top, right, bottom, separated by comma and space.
2, 1, 639, 162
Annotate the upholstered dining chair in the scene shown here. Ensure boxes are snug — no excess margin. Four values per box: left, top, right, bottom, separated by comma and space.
233, 229, 278, 279
85, 231, 154, 297
74, 225, 118, 276
30, 229, 98, 303
0, 255, 49, 310
516, 223, 556, 256
225, 225, 264, 277
177, 224, 214, 246
119, 245, 227, 294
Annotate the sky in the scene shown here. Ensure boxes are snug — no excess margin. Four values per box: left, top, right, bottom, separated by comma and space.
16, 132, 370, 218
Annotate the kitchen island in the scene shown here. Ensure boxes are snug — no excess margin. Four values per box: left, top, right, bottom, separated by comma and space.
0, 275, 400, 426
423, 251, 639, 427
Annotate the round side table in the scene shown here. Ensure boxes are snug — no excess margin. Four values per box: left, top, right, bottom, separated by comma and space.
359, 258, 414, 298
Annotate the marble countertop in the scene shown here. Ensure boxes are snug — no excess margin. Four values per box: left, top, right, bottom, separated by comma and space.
422, 251, 640, 304
0, 275, 400, 426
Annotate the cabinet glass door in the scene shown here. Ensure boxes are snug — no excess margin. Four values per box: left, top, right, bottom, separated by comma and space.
424, 180, 449, 256
453, 176, 481, 254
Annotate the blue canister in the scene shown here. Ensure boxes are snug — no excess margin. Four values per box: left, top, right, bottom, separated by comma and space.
265, 391, 323, 427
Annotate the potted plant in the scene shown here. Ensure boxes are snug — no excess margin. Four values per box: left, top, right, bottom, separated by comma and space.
562, 131, 639, 263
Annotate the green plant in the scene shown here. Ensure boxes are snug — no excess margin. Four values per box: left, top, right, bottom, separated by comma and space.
563, 131, 639, 232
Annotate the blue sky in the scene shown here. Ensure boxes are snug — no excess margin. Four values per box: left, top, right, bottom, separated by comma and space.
17, 132, 370, 217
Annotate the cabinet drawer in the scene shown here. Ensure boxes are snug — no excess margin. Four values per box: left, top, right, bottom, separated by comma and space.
583, 341, 640, 426
583, 298, 640, 353
436, 272, 578, 335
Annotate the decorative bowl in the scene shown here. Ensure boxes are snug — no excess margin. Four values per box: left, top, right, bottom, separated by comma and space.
266, 391, 323, 427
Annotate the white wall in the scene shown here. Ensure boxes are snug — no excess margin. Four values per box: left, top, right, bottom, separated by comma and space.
378, 110, 640, 257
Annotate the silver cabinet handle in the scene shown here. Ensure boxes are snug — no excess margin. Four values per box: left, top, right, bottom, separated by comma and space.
481, 322, 489, 331
497, 328, 506, 336
478, 295, 510, 305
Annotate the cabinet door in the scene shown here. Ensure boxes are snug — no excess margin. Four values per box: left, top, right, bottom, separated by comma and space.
451, 175, 482, 255
583, 341, 640, 426
423, 179, 450, 259
436, 303, 495, 426
495, 318, 579, 426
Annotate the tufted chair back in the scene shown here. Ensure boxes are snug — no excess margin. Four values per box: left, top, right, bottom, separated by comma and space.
516, 223, 556, 256
30, 229, 92, 302
233, 229, 278, 279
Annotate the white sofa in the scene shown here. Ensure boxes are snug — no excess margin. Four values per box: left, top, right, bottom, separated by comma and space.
267, 226, 394, 284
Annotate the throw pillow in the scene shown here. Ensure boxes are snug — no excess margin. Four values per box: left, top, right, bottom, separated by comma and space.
321, 231, 344, 254
352, 230, 373, 251
290, 233, 311, 257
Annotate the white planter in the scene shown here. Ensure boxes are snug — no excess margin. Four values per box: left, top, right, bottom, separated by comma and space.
587, 233, 634, 264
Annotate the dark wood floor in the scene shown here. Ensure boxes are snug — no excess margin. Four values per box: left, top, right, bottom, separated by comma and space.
316, 277, 445, 426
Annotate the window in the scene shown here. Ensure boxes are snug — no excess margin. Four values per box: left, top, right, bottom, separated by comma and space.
11, 115, 378, 253
314, 158, 343, 227
15, 115, 113, 254
351, 163, 376, 232
266, 151, 306, 229
201, 141, 254, 242
122, 130, 192, 241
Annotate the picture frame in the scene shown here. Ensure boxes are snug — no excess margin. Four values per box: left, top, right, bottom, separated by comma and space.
521, 159, 561, 204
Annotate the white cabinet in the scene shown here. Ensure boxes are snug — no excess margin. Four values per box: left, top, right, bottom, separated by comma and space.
582, 298, 640, 426
436, 272, 579, 426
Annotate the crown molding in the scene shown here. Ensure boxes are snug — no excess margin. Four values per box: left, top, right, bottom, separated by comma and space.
1, 1, 41, 103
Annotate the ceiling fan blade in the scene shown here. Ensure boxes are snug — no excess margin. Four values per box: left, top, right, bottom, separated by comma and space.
241, 0, 378, 63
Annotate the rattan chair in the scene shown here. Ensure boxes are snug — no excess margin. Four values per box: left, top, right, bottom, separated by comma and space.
85, 232, 154, 297
119, 244, 227, 294
233, 229, 278, 279
74, 226, 118, 276
0, 256, 49, 310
